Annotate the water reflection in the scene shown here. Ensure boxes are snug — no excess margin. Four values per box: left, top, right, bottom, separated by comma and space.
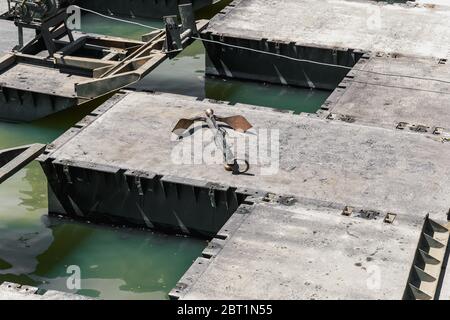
19, 164, 47, 212
31, 218, 205, 300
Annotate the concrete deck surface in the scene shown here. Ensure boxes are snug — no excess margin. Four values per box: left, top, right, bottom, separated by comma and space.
178, 200, 424, 300
0, 62, 86, 98
206, 0, 450, 59
320, 54, 450, 131
26, 0, 450, 300
48, 91, 450, 223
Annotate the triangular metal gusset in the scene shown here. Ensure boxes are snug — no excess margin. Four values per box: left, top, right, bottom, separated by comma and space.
403, 216, 450, 300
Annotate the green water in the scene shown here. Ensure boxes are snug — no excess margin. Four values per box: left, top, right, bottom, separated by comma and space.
0, 4, 330, 300
0, 105, 207, 300
132, 41, 329, 113
81, 5, 330, 113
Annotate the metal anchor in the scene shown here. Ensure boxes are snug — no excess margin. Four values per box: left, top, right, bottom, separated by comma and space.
172, 109, 253, 174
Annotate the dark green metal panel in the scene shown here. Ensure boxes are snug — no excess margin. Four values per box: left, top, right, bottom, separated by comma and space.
40, 158, 246, 238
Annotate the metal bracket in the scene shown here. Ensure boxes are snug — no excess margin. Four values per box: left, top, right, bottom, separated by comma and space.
433, 127, 444, 135
396, 122, 409, 130
163, 4, 200, 56
384, 212, 397, 224
342, 206, 353, 216
326, 113, 355, 123
13, 9, 74, 56
358, 209, 381, 220
179, 3, 198, 36
163, 15, 182, 54
410, 124, 430, 133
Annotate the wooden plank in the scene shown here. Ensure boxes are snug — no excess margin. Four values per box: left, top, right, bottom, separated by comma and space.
0, 143, 46, 184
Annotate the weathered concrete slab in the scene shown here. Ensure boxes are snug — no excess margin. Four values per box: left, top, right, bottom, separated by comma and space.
0, 282, 91, 300
0, 62, 87, 98
174, 200, 425, 300
201, 0, 450, 89
42, 91, 450, 223
0, 57, 81, 121
318, 54, 450, 131
206, 0, 450, 59
39, 91, 450, 299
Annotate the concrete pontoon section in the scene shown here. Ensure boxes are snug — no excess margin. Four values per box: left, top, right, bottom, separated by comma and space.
28, 0, 450, 301
39, 90, 450, 239
0, 282, 90, 300
172, 200, 429, 300
0, 60, 87, 121
202, 0, 450, 89
318, 54, 450, 132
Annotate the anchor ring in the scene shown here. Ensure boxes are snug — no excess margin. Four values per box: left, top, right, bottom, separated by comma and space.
224, 159, 250, 175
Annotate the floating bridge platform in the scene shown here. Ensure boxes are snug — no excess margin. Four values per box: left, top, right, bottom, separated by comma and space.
201, 0, 450, 89
17, 0, 450, 300
317, 54, 450, 133
38, 89, 450, 299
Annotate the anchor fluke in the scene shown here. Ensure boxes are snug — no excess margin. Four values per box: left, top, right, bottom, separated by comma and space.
215, 115, 253, 133
171, 110, 253, 136
172, 116, 206, 136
